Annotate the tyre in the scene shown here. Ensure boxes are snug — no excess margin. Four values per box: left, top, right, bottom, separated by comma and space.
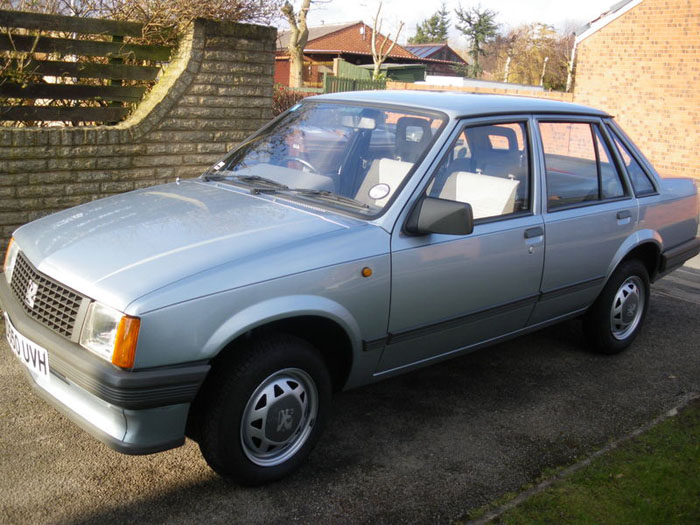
584, 259, 650, 354
197, 333, 332, 485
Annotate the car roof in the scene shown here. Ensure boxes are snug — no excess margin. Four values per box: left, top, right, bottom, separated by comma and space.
311, 90, 610, 119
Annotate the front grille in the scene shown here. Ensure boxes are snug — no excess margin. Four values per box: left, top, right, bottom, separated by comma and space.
10, 252, 85, 338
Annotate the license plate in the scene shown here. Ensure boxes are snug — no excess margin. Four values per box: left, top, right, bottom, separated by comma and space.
4, 313, 50, 383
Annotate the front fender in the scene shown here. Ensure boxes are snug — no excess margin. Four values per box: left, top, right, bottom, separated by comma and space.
201, 295, 364, 359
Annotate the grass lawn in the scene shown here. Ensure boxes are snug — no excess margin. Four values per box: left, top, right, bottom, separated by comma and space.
468, 399, 700, 524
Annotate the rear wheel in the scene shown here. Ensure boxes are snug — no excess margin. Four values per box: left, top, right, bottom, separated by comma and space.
584, 259, 650, 354
198, 334, 331, 485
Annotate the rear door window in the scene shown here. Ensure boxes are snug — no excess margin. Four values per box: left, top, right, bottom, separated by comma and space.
539, 121, 628, 210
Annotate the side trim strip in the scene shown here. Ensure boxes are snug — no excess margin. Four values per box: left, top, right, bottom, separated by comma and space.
362, 337, 387, 353
380, 276, 607, 348
387, 294, 539, 345
374, 307, 589, 378
539, 276, 605, 301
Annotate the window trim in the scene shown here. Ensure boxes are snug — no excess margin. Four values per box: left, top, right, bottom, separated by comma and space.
593, 124, 631, 200
535, 116, 633, 213
415, 116, 535, 227
603, 122, 659, 198
592, 124, 604, 200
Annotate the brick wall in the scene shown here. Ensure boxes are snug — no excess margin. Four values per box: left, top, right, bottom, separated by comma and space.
0, 18, 276, 249
573, 0, 700, 180
387, 81, 576, 102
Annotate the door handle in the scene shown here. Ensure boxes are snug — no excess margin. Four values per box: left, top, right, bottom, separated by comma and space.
524, 227, 544, 239
617, 210, 632, 220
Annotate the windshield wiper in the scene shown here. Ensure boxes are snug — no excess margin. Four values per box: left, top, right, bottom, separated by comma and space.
206, 174, 370, 210
204, 173, 290, 191
253, 188, 370, 209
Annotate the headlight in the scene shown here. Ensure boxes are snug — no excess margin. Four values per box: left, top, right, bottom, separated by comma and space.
4, 238, 19, 284
80, 302, 140, 368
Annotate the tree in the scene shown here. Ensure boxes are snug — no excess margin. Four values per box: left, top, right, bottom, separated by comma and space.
454, 4, 498, 78
4, 0, 284, 45
494, 23, 572, 90
281, 0, 311, 89
371, 2, 404, 81
408, 2, 450, 44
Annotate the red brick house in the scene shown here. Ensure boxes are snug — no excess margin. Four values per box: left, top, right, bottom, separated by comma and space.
275, 21, 463, 86
572, 0, 700, 180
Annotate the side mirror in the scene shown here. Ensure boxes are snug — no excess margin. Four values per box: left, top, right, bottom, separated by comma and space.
405, 197, 474, 236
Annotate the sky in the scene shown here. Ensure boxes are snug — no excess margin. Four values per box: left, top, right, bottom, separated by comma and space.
292, 0, 618, 43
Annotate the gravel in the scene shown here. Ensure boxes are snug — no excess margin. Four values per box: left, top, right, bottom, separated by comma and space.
1, 269, 698, 524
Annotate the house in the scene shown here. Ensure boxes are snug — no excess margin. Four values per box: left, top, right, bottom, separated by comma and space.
571, 0, 700, 180
404, 43, 468, 76
275, 21, 464, 86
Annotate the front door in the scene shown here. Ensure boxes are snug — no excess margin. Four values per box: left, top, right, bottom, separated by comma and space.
377, 118, 545, 375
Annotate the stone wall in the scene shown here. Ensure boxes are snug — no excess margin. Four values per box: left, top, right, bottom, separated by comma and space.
0, 18, 276, 249
573, 0, 700, 180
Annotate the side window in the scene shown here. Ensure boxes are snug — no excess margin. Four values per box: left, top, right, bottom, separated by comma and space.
539, 122, 627, 210
594, 127, 625, 199
609, 131, 656, 196
426, 122, 530, 220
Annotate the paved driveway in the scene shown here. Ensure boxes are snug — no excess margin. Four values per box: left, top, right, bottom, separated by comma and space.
1, 263, 698, 524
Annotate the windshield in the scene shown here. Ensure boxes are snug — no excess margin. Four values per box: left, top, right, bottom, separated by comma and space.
204, 101, 447, 216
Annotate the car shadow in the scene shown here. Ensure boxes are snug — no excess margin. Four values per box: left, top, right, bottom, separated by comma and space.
66, 317, 624, 525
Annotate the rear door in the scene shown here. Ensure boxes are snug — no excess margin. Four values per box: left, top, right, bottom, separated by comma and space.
529, 117, 637, 324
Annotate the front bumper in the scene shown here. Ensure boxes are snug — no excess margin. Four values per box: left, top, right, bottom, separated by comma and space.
0, 275, 210, 454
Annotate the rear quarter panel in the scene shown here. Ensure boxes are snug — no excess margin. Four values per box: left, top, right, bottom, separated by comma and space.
640, 178, 699, 249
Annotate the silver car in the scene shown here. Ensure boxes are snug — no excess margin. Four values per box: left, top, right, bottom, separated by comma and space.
2, 91, 699, 485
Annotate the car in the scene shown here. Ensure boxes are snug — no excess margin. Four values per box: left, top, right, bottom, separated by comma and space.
2, 91, 699, 485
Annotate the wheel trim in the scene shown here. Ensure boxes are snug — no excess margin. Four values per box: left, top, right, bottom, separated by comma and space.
240, 368, 318, 467
610, 275, 645, 340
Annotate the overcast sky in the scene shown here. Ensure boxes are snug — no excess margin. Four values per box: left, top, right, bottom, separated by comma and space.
293, 0, 617, 43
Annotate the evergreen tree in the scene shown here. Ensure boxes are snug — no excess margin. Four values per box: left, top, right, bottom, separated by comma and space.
408, 2, 450, 44
454, 4, 498, 78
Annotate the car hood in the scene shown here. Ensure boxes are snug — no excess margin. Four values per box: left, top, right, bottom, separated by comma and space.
14, 181, 350, 311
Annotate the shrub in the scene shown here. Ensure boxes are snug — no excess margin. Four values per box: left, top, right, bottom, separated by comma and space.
272, 84, 313, 116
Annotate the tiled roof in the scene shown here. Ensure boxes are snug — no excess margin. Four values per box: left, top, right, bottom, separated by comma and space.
277, 21, 415, 59
575, 0, 640, 38
277, 22, 360, 50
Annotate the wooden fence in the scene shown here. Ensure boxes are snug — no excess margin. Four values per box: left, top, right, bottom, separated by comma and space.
322, 74, 386, 94
0, 9, 172, 124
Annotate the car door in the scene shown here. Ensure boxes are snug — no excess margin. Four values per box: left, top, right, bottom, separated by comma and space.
376, 117, 545, 375
529, 117, 638, 325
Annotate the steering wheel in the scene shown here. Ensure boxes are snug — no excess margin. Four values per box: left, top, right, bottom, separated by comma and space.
281, 156, 318, 173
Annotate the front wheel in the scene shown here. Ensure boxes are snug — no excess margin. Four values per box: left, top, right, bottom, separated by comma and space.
584, 259, 650, 354
197, 334, 331, 485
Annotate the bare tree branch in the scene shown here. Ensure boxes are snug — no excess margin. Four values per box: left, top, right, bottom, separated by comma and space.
282, 0, 311, 88
371, 2, 403, 81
